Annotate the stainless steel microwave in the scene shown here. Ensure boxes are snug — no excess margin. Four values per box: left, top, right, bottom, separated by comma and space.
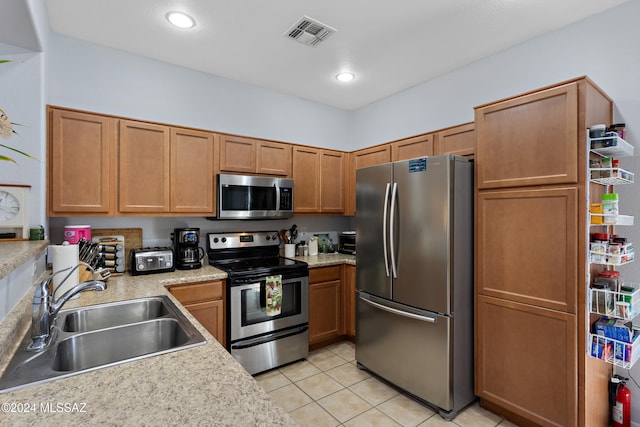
217, 174, 294, 219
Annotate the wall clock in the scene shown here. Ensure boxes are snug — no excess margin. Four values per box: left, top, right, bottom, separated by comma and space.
0, 184, 30, 240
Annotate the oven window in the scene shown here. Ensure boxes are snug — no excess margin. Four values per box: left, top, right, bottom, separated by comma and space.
241, 280, 302, 326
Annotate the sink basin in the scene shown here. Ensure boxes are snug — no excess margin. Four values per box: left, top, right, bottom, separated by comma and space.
0, 295, 206, 393
53, 319, 190, 372
60, 297, 170, 332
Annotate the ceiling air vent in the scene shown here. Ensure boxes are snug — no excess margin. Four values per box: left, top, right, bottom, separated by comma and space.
285, 16, 337, 47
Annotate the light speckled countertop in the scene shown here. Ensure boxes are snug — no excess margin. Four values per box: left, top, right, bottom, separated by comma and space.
0, 240, 49, 281
0, 244, 355, 426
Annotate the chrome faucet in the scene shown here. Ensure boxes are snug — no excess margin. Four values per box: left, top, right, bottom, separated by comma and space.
27, 263, 107, 352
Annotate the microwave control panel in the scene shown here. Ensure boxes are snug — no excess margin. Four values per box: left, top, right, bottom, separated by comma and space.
280, 187, 293, 210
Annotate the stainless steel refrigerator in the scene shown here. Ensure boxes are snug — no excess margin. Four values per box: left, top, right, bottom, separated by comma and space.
355, 154, 475, 420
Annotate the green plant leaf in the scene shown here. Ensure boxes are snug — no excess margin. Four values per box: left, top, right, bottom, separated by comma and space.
0, 144, 35, 159
0, 60, 12, 64
0, 154, 17, 163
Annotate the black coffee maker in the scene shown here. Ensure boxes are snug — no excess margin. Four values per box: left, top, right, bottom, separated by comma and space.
173, 228, 205, 270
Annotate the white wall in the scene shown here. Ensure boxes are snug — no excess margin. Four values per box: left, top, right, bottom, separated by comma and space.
47, 34, 352, 151
0, 53, 46, 232
351, 0, 640, 149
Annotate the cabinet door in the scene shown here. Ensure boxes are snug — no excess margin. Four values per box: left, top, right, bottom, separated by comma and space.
119, 120, 170, 213
476, 295, 576, 427
218, 135, 256, 173
435, 123, 475, 157
184, 300, 225, 347
320, 150, 345, 213
475, 83, 578, 189
391, 134, 433, 161
354, 145, 392, 169
48, 108, 115, 215
343, 265, 356, 337
309, 280, 342, 345
293, 146, 320, 213
257, 140, 292, 177
348, 145, 392, 216
170, 128, 215, 214
477, 187, 577, 313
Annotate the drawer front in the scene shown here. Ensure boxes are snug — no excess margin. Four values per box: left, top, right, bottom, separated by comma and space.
169, 280, 224, 304
310, 266, 341, 283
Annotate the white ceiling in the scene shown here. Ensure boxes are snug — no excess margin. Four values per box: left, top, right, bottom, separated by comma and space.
43, 0, 628, 110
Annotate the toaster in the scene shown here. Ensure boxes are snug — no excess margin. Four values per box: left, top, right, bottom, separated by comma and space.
338, 232, 356, 255
130, 247, 175, 275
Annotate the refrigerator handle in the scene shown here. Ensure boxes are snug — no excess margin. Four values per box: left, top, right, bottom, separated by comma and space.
389, 182, 398, 279
359, 295, 436, 323
382, 182, 391, 277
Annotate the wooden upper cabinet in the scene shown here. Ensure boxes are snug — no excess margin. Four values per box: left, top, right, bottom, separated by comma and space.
293, 146, 320, 213
170, 128, 215, 214
257, 140, 292, 177
348, 144, 392, 216
48, 108, 116, 215
475, 83, 579, 189
119, 120, 171, 213
218, 135, 256, 174
476, 186, 578, 313
320, 150, 346, 213
391, 134, 433, 161
293, 146, 346, 214
218, 135, 291, 177
435, 122, 475, 157
354, 144, 391, 169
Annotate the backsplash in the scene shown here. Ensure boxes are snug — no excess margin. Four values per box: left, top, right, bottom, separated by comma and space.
49, 216, 354, 250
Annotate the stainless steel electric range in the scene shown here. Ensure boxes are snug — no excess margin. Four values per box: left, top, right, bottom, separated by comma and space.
207, 231, 309, 375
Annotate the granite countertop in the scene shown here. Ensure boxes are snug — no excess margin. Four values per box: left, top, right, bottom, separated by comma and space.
0, 240, 50, 281
0, 244, 355, 426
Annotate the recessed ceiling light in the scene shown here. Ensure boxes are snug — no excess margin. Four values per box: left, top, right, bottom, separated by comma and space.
336, 72, 355, 82
166, 11, 196, 29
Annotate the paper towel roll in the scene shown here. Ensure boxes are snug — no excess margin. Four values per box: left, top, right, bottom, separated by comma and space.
50, 243, 80, 300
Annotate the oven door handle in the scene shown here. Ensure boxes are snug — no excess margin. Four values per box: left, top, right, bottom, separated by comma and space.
230, 325, 309, 350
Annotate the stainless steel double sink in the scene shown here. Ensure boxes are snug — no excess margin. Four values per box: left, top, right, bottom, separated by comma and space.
0, 295, 206, 393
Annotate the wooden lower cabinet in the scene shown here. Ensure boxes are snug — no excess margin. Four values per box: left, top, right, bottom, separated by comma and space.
167, 280, 225, 347
476, 295, 577, 427
343, 265, 356, 338
309, 266, 343, 347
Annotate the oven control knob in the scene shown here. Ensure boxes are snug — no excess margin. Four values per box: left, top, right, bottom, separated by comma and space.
266, 235, 270, 241
272, 234, 277, 241
221, 237, 227, 243
213, 237, 219, 244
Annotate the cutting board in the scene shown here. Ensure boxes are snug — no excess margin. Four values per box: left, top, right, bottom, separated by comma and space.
91, 228, 143, 272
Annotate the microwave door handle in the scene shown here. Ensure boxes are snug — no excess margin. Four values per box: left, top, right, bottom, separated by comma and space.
389, 182, 398, 279
382, 183, 391, 277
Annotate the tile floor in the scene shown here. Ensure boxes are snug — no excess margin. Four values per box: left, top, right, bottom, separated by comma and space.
255, 341, 519, 427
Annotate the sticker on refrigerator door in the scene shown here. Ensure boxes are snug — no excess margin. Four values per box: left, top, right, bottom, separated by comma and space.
408, 158, 427, 173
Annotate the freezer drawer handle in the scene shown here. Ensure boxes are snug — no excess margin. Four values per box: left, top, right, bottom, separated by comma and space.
359, 295, 436, 323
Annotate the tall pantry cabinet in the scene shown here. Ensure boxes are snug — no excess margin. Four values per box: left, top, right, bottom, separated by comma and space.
474, 77, 613, 427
